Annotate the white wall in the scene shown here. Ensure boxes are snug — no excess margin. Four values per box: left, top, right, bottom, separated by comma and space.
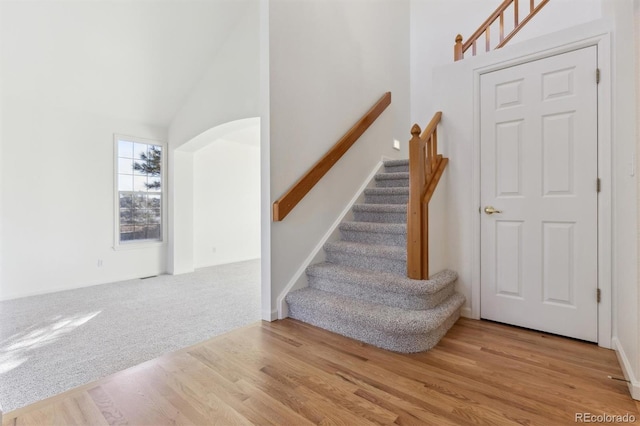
411, 0, 501, 125
410, 0, 603, 126
0, 103, 167, 300
260, 0, 272, 321
267, 0, 411, 317
168, 2, 260, 149
0, 1, 4, 304
194, 126, 260, 268
631, 0, 640, 399
624, 0, 640, 400
168, 2, 260, 275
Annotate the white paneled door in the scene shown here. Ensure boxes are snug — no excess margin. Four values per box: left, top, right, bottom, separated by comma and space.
480, 47, 598, 342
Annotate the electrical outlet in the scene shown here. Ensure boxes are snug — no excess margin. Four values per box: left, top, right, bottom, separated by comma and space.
97, 259, 103, 267
393, 139, 401, 150
212, 247, 217, 253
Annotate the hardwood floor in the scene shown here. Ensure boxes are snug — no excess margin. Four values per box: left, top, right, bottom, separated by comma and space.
3, 318, 638, 425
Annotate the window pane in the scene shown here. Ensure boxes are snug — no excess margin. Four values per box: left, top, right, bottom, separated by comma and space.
133, 175, 148, 192
146, 225, 161, 240
133, 143, 148, 160
118, 140, 134, 158
119, 193, 133, 209
148, 177, 161, 192
148, 194, 161, 209
149, 209, 161, 224
118, 174, 133, 191
120, 222, 135, 240
133, 160, 147, 176
133, 210, 147, 224
148, 146, 161, 170
118, 158, 133, 174
133, 193, 146, 209
120, 209, 133, 225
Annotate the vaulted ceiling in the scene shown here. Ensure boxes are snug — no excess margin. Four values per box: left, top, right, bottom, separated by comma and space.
1, 0, 254, 127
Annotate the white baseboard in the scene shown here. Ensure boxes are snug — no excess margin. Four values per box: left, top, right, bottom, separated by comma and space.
262, 309, 278, 322
0, 270, 167, 302
612, 337, 640, 400
460, 307, 473, 319
276, 160, 386, 319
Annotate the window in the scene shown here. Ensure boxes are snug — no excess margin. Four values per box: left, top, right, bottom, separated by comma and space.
115, 135, 165, 246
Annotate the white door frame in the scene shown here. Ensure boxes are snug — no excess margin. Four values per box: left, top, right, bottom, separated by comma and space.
470, 33, 612, 348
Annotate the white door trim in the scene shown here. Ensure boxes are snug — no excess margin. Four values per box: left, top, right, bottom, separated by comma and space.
470, 32, 612, 348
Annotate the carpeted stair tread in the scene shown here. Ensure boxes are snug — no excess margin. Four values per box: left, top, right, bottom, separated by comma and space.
383, 159, 409, 170
374, 172, 409, 187
352, 203, 408, 224
286, 288, 465, 335
305, 263, 456, 310
352, 204, 407, 213
324, 241, 406, 274
375, 172, 409, 180
339, 221, 406, 234
324, 240, 406, 260
383, 159, 409, 173
383, 159, 409, 168
375, 172, 409, 182
307, 263, 456, 295
339, 221, 406, 246
364, 187, 409, 195
364, 187, 409, 204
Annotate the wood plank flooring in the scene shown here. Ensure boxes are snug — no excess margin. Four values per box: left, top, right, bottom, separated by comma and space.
3, 318, 638, 425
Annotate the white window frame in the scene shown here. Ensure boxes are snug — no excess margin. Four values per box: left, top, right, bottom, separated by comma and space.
113, 134, 167, 250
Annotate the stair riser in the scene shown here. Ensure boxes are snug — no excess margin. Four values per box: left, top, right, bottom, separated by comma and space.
364, 194, 409, 204
339, 229, 406, 247
288, 304, 462, 353
375, 178, 409, 188
353, 211, 407, 223
307, 275, 455, 310
384, 165, 409, 173
326, 251, 405, 275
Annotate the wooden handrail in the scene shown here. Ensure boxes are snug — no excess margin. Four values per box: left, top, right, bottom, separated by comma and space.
454, 0, 550, 61
407, 112, 448, 280
272, 92, 392, 221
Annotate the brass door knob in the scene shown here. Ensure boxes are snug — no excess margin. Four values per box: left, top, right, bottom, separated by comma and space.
484, 206, 503, 215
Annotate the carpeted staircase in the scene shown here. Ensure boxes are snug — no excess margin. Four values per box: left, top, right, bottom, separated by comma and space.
286, 159, 465, 353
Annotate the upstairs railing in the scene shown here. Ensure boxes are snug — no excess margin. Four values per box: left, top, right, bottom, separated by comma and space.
273, 92, 391, 221
454, 0, 550, 61
407, 112, 448, 280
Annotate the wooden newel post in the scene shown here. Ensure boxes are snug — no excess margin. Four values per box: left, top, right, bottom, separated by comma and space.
407, 124, 427, 279
454, 34, 463, 61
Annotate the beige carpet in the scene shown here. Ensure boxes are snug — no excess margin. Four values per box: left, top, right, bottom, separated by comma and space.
0, 259, 261, 412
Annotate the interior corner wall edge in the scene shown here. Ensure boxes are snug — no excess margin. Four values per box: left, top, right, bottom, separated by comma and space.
167, 1, 260, 150
165, 1, 260, 275
605, 0, 640, 395
267, 0, 411, 311
634, 0, 640, 389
